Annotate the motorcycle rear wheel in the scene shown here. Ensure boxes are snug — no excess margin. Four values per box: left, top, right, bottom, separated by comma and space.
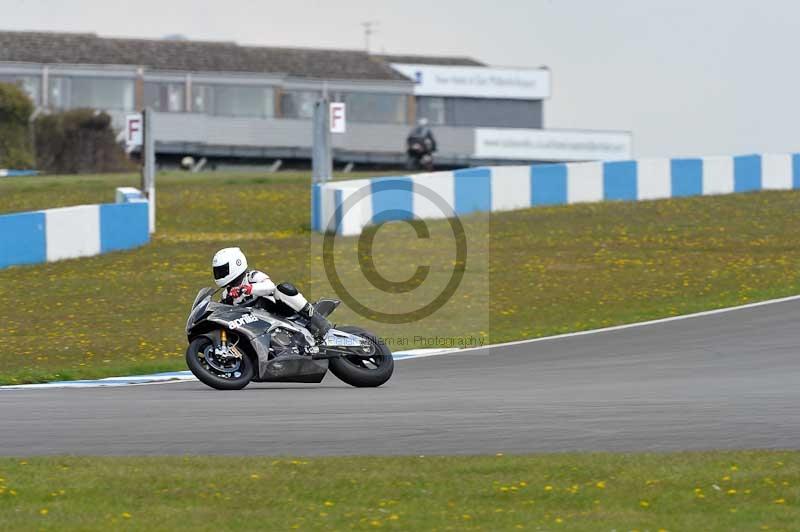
186, 335, 254, 390
328, 326, 394, 388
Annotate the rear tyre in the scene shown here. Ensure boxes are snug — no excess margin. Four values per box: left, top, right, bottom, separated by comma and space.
186, 335, 254, 390
328, 326, 394, 388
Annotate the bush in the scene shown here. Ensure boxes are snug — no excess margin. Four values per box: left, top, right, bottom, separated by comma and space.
0, 82, 35, 169
33, 108, 135, 174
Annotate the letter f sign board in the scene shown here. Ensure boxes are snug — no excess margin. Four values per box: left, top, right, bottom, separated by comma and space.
330, 102, 346, 134
125, 113, 143, 147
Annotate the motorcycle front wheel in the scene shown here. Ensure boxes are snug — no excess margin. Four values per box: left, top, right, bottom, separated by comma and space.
328, 326, 394, 388
186, 335, 254, 390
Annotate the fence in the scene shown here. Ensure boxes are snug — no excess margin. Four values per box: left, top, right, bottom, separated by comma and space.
312, 153, 800, 236
0, 188, 149, 269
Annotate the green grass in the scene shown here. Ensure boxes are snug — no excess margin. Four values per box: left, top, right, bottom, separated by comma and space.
1, 172, 800, 384
0, 452, 797, 530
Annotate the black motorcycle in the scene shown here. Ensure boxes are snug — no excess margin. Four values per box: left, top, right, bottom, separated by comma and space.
185, 287, 394, 390
406, 137, 435, 171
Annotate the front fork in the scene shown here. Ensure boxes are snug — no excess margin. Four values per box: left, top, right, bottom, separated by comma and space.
212, 329, 242, 359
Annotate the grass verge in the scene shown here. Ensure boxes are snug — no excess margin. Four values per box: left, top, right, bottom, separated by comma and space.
0, 452, 797, 530
1, 172, 800, 384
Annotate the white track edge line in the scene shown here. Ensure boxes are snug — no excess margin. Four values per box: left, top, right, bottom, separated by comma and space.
451, 293, 800, 355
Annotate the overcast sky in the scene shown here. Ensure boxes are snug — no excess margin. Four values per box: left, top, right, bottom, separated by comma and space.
2, 0, 798, 157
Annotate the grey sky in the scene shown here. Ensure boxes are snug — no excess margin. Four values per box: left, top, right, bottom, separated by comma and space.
2, 0, 798, 157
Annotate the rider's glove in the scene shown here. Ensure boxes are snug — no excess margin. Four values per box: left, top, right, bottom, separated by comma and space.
228, 285, 253, 299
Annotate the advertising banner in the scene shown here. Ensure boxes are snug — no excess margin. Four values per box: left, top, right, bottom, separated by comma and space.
391, 64, 550, 100
474, 128, 633, 161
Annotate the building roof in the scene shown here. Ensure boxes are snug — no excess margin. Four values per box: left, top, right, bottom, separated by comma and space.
0, 31, 484, 81
374, 54, 485, 67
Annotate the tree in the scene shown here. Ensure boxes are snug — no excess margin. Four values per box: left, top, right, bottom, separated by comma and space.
0, 82, 35, 169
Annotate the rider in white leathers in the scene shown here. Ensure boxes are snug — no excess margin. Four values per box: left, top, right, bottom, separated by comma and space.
211, 247, 331, 341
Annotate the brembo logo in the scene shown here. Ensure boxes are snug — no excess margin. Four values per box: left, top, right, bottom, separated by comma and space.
228, 314, 259, 330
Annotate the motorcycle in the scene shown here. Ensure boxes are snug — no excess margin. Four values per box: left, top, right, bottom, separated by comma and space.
406, 137, 434, 171
185, 287, 394, 390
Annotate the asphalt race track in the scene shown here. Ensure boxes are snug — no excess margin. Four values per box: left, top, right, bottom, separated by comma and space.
1, 298, 799, 456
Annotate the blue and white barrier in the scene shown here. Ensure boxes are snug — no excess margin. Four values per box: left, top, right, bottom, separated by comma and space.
0, 169, 38, 177
0, 187, 149, 269
312, 153, 800, 236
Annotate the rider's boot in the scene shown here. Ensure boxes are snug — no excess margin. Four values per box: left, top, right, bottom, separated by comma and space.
301, 303, 331, 344
275, 282, 332, 344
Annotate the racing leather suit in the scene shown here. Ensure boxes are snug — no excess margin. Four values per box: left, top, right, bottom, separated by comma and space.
222, 270, 331, 340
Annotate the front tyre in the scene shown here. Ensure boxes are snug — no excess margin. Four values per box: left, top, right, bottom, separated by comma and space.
186, 335, 254, 390
328, 326, 394, 388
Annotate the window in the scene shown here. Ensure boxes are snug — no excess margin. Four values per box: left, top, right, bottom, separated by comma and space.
445, 97, 542, 129
0, 75, 41, 104
191, 85, 211, 113
48, 77, 134, 111
144, 82, 185, 112
191, 84, 274, 117
280, 90, 319, 119
416, 97, 445, 125
215, 85, 274, 118
344, 92, 407, 124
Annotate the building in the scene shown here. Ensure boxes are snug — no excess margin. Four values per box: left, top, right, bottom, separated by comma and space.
0, 31, 632, 166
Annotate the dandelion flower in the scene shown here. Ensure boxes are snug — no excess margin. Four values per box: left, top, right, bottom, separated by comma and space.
324, 501, 335, 507
774, 498, 786, 505
40, 509, 48, 516
639, 500, 650, 508
595, 481, 606, 489
121, 512, 132, 519
544, 485, 553, 492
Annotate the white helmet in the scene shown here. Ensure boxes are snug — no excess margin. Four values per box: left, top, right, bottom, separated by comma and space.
212, 247, 248, 287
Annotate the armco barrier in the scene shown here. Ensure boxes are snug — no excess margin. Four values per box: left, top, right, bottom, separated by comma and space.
0, 188, 149, 269
313, 153, 800, 236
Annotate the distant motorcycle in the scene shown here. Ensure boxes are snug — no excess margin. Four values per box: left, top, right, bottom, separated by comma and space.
406, 137, 435, 171
185, 287, 394, 390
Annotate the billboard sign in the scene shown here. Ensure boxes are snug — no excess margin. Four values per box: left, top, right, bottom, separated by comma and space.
474, 128, 633, 161
391, 64, 550, 100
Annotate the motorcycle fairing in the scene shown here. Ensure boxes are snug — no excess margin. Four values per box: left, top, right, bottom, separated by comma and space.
196, 304, 328, 382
